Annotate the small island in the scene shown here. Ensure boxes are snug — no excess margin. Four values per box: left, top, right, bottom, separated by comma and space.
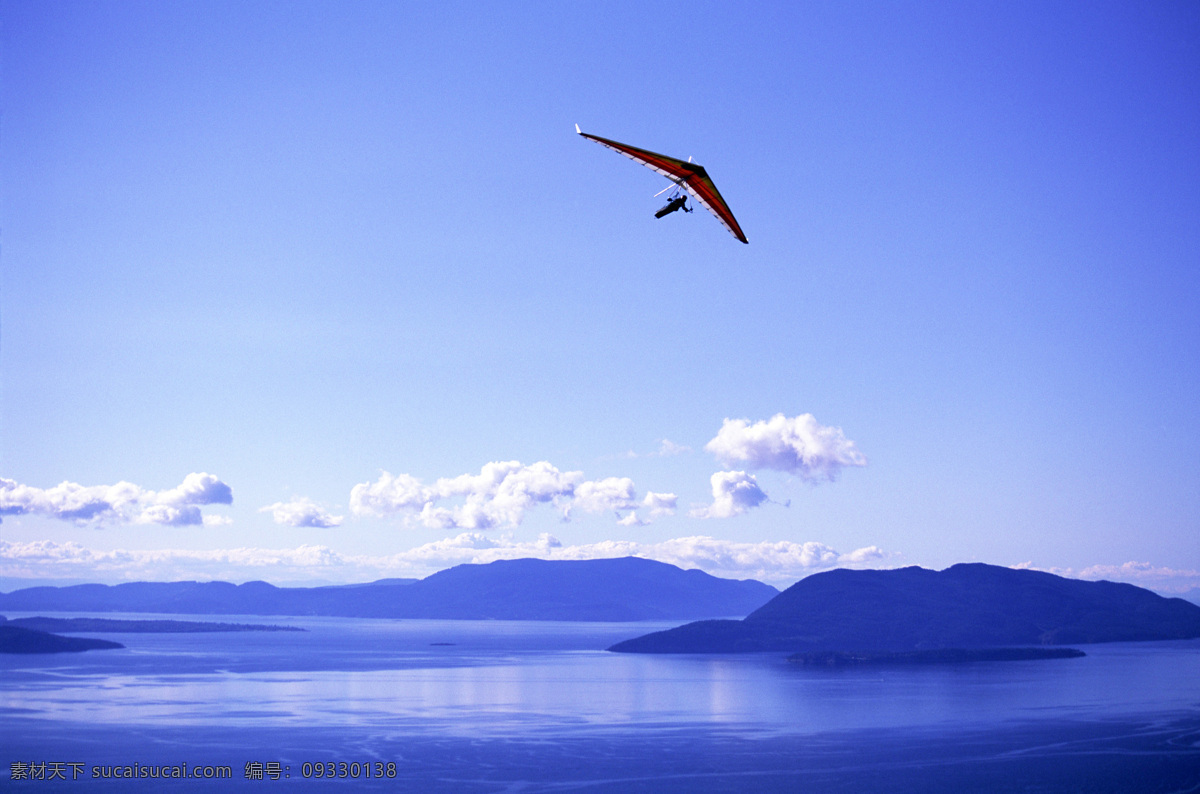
789, 647, 1086, 667
0, 614, 305, 654
0, 625, 124, 654
5, 617, 306, 634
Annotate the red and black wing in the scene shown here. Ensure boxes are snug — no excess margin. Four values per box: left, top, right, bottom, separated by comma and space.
578, 128, 748, 244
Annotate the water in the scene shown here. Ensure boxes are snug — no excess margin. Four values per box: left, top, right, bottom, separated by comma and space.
2, 613, 1199, 791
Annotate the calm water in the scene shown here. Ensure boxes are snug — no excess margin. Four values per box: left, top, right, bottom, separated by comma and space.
2, 613, 1199, 792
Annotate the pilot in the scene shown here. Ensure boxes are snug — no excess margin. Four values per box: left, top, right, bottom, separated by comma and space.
655, 195, 688, 218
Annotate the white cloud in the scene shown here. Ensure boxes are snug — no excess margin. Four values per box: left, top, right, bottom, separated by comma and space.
705, 413, 866, 481
571, 477, 638, 516
837, 545, 888, 563
0, 473, 232, 528
656, 439, 691, 457
642, 491, 678, 517
350, 462, 660, 529
135, 504, 204, 527
614, 439, 691, 460
259, 497, 344, 528
348, 471, 429, 516
156, 473, 234, 507
691, 471, 768, 519
0, 535, 891, 587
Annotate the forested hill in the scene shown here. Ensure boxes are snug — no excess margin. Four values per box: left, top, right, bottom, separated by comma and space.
610, 563, 1200, 653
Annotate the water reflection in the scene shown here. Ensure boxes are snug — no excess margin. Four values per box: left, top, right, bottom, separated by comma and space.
2, 615, 1198, 739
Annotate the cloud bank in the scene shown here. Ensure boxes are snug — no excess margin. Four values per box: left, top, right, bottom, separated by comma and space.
0, 473, 233, 527
705, 413, 866, 480
7, 540, 1195, 595
0, 535, 888, 588
350, 461, 664, 529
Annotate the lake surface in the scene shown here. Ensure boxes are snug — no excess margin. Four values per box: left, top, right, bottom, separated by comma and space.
2, 613, 1199, 792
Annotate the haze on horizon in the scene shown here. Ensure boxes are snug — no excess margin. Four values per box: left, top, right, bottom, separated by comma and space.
2, 1, 1197, 594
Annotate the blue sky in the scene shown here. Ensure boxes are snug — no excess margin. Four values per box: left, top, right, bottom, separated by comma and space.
2, 1, 1197, 590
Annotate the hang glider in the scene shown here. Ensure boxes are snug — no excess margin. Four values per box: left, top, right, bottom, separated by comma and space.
576, 125, 748, 244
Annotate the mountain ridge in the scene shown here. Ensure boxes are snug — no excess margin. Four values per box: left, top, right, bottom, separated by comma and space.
0, 557, 777, 622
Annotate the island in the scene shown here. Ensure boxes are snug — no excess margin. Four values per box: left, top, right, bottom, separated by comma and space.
610, 562, 1200, 654
4, 617, 305, 633
788, 648, 1087, 667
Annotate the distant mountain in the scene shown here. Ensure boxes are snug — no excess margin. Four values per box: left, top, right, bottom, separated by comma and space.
380, 557, 777, 620
0, 558, 777, 622
0, 625, 124, 654
610, 563, 1200, 653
